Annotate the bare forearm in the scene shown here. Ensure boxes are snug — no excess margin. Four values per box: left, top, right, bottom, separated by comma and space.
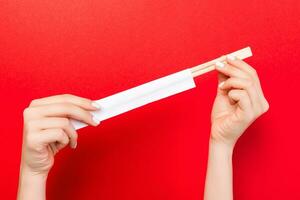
17, 165, 47, 200
204, 139, 234, 200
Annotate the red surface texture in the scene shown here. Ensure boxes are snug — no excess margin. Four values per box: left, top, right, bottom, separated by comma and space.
0, 0, 299, 199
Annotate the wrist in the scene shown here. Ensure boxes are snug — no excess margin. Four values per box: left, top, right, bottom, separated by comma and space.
209, 137, 235, 155
209, 129, 238, 151
20, 160, 49, 177
18, 164, 48, 200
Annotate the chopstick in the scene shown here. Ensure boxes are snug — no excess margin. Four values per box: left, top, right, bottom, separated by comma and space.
190, 47, 253, 78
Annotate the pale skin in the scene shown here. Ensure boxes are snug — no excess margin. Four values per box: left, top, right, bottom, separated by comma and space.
17, 56, 269, 200
205, 55, 269, 200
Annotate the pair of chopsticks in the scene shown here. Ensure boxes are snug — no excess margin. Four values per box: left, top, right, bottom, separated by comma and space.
190, 47, 253, 78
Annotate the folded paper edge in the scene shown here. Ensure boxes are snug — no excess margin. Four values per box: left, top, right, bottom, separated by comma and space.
71, 69, 195, 130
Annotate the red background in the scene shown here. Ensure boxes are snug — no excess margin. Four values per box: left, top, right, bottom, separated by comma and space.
1, 0, 299, 199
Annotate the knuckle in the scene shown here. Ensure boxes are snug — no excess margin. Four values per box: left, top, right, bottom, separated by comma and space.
226, 66, 234, 74
29, 100, 36, 106
243, 74, 252, 81
62, 138, 69, 145
255, 107, 264, 117
25, 120, 36, 131
64, 102, 74, 110
265, 102, 270, 111
228, 90, 237, 98
23, 107, 40, 120
244, 80, 254, 88
74, 106, 88, 116
57, 129, 65, 138
23, 108, 31, 118
83, 112, 92, 122
262, 100, 270, 113
228, 90, 234, 95
52, 129, 64, 142
62, 94, 73, 99
61, 118, 70, 127
79, 98, 90, 106
58, 103, 72, 113
29, 99, 37, 106
228, 90, 234, 96
250, 68, 258, 77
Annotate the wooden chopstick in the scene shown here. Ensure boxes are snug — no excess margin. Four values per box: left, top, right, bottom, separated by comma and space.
190, 47, 253, 78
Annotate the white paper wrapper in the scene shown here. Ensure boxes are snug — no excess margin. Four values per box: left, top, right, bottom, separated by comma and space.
71, 69, 196, 130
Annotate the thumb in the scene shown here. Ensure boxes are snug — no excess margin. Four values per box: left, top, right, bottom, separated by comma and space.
217, 72, 228, 95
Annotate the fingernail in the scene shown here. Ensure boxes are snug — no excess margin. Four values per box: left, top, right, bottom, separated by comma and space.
218, 81, 225, 88
73, 142, 77, 149
227, 55, 236, 61
92, 116, 101, 125
91, 101, 101, 109
215, 61, 225, 68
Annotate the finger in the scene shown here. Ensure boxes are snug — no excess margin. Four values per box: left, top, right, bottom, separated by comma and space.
25, 103, 100, 126
216, 72, 229, 95
219, 77, 253, 91
215, 62, 250, 79
224, 57, 269, 113
219, 77, 262, 113
228, 89, 252, 112
29, 94, 101, 111
26, 117, 78, 148
226, 56, 257, 78
37, 128, 70, 152
226, 56, 264, 95
49, 143, 58, 155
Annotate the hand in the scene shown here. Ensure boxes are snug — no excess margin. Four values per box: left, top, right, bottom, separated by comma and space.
18, 94, 101, 199
21, 94, 101, 176
210, 55, 269, 147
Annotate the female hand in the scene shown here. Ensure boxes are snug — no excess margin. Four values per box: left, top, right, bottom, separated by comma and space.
211, 55, 269, 147
18, 94, 101, 199
21, 94, 101, 176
